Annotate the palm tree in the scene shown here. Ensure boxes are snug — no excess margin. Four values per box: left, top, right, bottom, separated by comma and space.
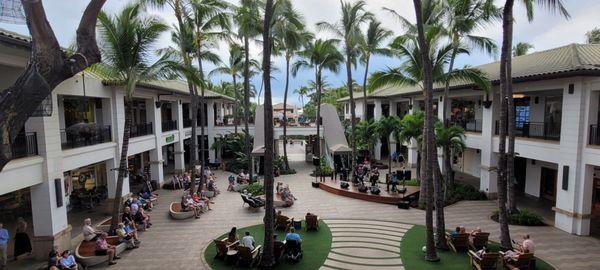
512, 42, 534, 56
293, 86, 311, 109
398, 111, 424, 191
234, 0, 263, 181
317, 0, 372, 178
435, 122, 466, 195
293, 39, 344, 179
142, 0, 203, 196
272, 0, 312, 171
260, 0, 275, 266
190, 0, 230, 190
376, 116, 401, 177
497, 0, 569, 250
359, 19, 393, 121
356, 119, 379, 160
95, 3, 170, 231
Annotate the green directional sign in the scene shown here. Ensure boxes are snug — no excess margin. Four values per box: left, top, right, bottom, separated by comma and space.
165, 134, 175, 143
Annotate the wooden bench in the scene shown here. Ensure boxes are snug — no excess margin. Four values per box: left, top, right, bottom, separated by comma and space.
468, 250, 500, 270
469, 232, 490, 251
500, 252, 534, 270
446, 232, 470, 252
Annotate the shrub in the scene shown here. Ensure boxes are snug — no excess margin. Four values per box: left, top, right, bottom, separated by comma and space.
246, 183, 265, 196
403, 179, 419, 186
445, 183, 487, 206
491, 209, 546, 226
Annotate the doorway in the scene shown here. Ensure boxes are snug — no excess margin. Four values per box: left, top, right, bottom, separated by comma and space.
540, 167, 558, 202
514, 157, 527, 193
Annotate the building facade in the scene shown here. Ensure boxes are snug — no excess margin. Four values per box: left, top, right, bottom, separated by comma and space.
342, 44, 600, 237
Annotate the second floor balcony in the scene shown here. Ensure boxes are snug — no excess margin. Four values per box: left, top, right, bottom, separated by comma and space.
589, 124, 600, 146
161, 120, 178, 132
495, 120, 560, 141
130, 123, 153, 138
61, 124, 112, 150
3, 132, 38, 160
448, 119, 482, 133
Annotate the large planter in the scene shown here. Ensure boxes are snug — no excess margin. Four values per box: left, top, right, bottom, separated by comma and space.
311, 182, 320, 188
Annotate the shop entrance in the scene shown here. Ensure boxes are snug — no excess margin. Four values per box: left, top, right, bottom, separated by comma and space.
0, 187, 32, 261
540, 167, 558, 202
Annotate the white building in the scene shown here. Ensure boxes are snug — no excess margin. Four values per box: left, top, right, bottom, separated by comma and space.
341, 43, 600, 237
0, 29, 238, 258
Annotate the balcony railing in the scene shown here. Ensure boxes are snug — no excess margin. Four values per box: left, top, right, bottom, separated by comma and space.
130, 123, 153, 138
495, 120, 560, 141
4, 132, 38, 159
589, 124, 600, 146
183, 118, 192, 128
61, 125, 112, 149
161, 120, 178, 132
449, 119, 482, 133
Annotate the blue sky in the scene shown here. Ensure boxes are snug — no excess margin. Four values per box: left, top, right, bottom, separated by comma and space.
1, 0, 598, 106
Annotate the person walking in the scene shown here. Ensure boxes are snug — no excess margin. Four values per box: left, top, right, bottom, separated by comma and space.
0, 222, 9, 269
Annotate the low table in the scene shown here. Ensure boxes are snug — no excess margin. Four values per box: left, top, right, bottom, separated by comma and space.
225, 249, 238, 264
292, 217, 302, 230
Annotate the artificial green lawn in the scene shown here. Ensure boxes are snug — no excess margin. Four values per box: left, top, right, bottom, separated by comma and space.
401, 225, 555, 270
204, 220, 331, 269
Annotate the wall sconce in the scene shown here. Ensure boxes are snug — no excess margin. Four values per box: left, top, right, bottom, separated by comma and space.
534, 97, 539, 104
155, 101, 162, 108
439, 96, 443, 102
568, 84, 574, 94
55, 178, 63, 207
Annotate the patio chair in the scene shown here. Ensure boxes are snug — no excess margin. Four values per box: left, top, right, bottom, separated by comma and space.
237, 245, 262, 267
500, 252, 534, 270
305, 213, 319, 231
469, 232, 490, 251
275, 215, 292, 231
213, 238, 239, 260
468, 250, 500, 270
446, 232, 470, 252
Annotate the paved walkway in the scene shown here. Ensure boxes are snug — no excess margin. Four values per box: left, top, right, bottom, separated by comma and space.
9, 160, 600, 270
321, 219, 410, 270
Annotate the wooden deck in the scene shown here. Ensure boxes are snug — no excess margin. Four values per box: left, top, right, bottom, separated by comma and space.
318, 180, 420, 205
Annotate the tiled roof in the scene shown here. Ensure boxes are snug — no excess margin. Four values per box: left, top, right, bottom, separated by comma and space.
0, 28, 30, 45
340, 43, 600, 101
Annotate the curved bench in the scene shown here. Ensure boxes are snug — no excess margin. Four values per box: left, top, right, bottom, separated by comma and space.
75, 236, 126, 267
169, 202, 196, 220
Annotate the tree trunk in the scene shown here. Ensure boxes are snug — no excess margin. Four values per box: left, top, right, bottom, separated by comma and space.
444, 146, 453, 199
346, 47, 357, 180
261, 0, 275, 267
0, 0, 106, 173
110, 99, 133, 232
196, 51, 206, 194
188, 83, 199, 196
243, 36, 253, 180
497, 0, 514, 251
413, 0, 439, 261
506, 7, 517, 215
434, 151, 448, 250
418, 146, 425, 208
282, 56, 291, 170
362, 55, 370, 121
388, 139, 392, 177
442, 45, 458, 193
233, 75, 239, 134
315, 70, 322, 179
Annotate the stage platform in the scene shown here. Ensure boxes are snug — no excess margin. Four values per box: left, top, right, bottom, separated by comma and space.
318, 180, 420, 205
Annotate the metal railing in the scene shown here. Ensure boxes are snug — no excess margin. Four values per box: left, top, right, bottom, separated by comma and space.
589, 124, 600, 146
61, 125, 112, 149
130, 122, 153, 138
183, 118, 192, 128
448, 119, 482, 133
495, 120, 560, 141
161, 120, 178, 132
5, 132, 38, 159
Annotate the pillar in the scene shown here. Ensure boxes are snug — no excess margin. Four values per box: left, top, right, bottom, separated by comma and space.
374, 99, 383, 160
389, 100, 398, 153
480, 92, 498, 197
207, 100, 216, 163
147, 98, 164, 185
173, 99, 185, 172
407, 98, 420, 167
105, 88, 130, 212
437, 96, 445, 171
25, 92, 71, 260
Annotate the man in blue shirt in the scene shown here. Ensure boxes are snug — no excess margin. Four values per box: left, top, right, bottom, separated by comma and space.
0, 222, 9, 268
285, 228, 302, 243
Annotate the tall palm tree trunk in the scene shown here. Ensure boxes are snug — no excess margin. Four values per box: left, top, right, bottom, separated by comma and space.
188, 83, 199, 195
443, 46, 458, 192
362, 55, 370, 121
233, 75, 239, 134
196, 54, 207, 193
110, 99, 133, 232
497, 0, 514, 251
506, 15, 517, 215
444, 146, 452, 198
261, 0, 275, 267
282, 56, 291, 170
434, 151, 448, 250
346, 47, 356, 178
418, 146, 425, 207
243, 36, 253, 179
413, 0, 438, 261
315, 70, 322, 180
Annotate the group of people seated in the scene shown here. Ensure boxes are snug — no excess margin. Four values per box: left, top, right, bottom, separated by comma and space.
180, 192, 212, 218
353, 160, 379, 186
123, 196, 153, 231
48, 245, 80, 270
227, 170, 250, 191
171, 172, 192, 190
276, 182, 297, 207
223, 223, 303, 263
80, 218, 123, 266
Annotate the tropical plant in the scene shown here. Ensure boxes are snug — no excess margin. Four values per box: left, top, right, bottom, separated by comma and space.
317, 0, 372, 179
292, 39, 344, 179
586, 27, 600, 44
435, 122, 466, 194
497, 0, 569, 250
359, 19, 393, 121
512, 42, 534, 56
376, 116, 401, 176
356, 119, 379, 159
293, 86, 312, 109
94, 3, 170, 231
397, 111, 424, 185
271, 0, 312, 171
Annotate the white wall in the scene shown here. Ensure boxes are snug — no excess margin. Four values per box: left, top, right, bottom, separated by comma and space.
524, 160, 558, 198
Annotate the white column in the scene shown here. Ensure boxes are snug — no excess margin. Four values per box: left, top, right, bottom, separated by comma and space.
555, 81, 589, 235
108, 88, 130, 199
207, 100, 216, 162
389, 100, 398, 153
173, 100, 185, 172
147, 98, 164, 185
374, 99, 383, 160
437, 96, 445, 170
407, 99, 420, 167
480, 92, 498, 197
25, 92, 71, 259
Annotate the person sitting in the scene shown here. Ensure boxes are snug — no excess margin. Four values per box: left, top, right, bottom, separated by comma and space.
518, 234, 535, 254
82, 218, 102, 242
122, 219, 139, 241
284, 228, 303, 259
121, 207, 137, 231
171, 174, 181, 189
470, 226, 482, 236
273, 234, 285, 259
207, 177, 219, 195
241, 232, 255, 250
48, 245, 61, 270
182, 173, 191, 190
183, 195, 201, 218
389, 172, 399, 192
59, 250, 78, 270
134, 208, 149, 231
370, 169, 379, 186
227, 175, 236, 191
279, 187, 295, 207
95, 233, 119, 265
116, 223, 138, 249
472, 247, 489, 263
276, 182, 284, 195
227, 227, 239, 245
450, 226, 461, 240
285, 227, 302, 244
193, 193, 211, 212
